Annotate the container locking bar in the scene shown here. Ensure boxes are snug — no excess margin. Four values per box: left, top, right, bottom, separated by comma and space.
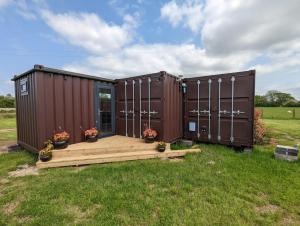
139, 79, 142, 138
218, 78, 222, 141
208, 79, 212, 140
230, 76, 235, 143
148, 77, 151, 128
132, 80, 135, 137
125, 80, 128, 136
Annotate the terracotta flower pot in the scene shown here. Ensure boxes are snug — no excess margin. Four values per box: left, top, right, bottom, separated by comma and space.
86, 135, 98, 142
53, 140, 68, 149
145, 136, 155, 143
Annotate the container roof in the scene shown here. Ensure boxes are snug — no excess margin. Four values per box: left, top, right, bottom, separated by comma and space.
12, 65, 114, 82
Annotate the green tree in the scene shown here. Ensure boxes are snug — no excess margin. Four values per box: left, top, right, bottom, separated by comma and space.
265, 90, 295, 106
0, 95, 15, 108
255, 95, 268, 107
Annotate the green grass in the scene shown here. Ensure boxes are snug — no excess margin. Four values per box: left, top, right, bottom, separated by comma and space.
257, 107, 300, 120
0, 117, 16, 130
0, 116, 299, 225
264, 119, 300, 146
0, 117, 17, 145
0, 146, 299, 225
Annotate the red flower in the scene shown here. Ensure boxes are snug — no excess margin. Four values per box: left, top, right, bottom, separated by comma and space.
143, 128, 158, 138
85, 128, 99, 137
53, 131, 70, 142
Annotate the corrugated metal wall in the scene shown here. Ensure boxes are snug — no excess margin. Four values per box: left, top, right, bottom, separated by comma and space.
162, 73, 182, 142
115, 72, 182, 142
34, 71, 95, 150
183, 70, 255, 147
14, 73, 39, 151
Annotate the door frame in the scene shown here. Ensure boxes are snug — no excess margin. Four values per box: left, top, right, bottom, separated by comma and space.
94, 82, 115, 137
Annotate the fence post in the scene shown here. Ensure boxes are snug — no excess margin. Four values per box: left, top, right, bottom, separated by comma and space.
293, 108, 295, 119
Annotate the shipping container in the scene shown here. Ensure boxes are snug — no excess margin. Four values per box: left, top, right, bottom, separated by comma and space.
183, 70, 255, 147
115, 71, 182, 142
12, 65, 255, 153
13, 65, 114, 152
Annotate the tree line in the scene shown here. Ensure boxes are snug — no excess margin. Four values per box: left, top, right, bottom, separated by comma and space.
0, 94, 15, 108
255, 90, 300, 107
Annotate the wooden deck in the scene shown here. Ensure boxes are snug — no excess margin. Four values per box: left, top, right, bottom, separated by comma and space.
36, 135, 200, 169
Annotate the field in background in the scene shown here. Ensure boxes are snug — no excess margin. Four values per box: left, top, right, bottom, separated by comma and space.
0, 113, 16, 147
257, 107, 300, 119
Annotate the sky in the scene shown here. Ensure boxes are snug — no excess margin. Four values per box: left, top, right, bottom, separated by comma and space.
0, 0, 299, 99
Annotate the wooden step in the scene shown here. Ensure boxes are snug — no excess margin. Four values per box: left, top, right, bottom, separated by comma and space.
37, 149, 200, 169
52, 143, 165, 158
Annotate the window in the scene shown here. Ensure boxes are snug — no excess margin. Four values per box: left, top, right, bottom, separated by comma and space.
20, 78, 28, 96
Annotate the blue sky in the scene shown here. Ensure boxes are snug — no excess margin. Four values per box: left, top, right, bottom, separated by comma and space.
0, 0, 300, 99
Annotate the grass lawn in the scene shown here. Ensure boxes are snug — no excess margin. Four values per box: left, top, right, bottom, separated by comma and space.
264, 119, 300, 146
257, 107, 300, 120
0, 117, 17, 146
0, 117, 16, 130
0, 117, 299, 225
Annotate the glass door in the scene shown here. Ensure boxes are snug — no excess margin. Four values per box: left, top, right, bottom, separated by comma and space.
95, 83, 115, 137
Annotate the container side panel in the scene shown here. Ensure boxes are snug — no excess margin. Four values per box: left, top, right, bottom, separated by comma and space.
81, 79, 89, 131
88, 80, 95, 128
43, 74, 56, 142
72, 77, 82, 143
163, 75, 182, 142
54, 75, 65, 130
14, 72, 39, 152
64, 76, 74, 143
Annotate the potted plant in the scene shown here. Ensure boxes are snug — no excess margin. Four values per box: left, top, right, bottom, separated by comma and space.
157, 141, 166, 152
143, 128, 158, 143
52, 131, 70, 149
39, 140, 53, 162
85, 128, 99, 142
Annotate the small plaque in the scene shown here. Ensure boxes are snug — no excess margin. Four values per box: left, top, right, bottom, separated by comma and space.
189, 122, 196, 132
20, 78, 28, 96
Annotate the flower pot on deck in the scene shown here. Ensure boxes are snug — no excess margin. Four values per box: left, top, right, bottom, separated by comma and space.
86, 135, 98, 143
145, 136, 155, 143
40, 154, 52, 162
53, 140, 68, 149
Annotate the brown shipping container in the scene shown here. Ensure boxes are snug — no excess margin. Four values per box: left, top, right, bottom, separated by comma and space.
13, 65, 113, 152
13, 65, 255, 153
115, 71, 182, 142
183, 70, 255, 147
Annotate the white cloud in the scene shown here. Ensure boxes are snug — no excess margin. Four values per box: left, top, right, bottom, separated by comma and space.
41, 10, 136, 54
64, 43, 253, 78
15, 0, 37, 20
41, 1, 300, 97
161, 0, 203, 33
0, 0, 11, 8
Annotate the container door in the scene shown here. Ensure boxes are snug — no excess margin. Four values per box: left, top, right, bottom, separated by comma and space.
116, 74, 164, 140
95, 82, 115, 137
184, 70, 255, 147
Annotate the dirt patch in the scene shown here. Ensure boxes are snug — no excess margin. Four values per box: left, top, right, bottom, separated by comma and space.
160, 157, 184, 162
255, 204, 280, 215
72, 165, 88, 172
17, 216, 32, 224
3, 198, 23, 215
0, 128, 16, 133
0, 142, 18, 154
0, 178, 10, 184
8, 164, 39, 177
65, 204, 102, 224
279, 216, 296, 225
